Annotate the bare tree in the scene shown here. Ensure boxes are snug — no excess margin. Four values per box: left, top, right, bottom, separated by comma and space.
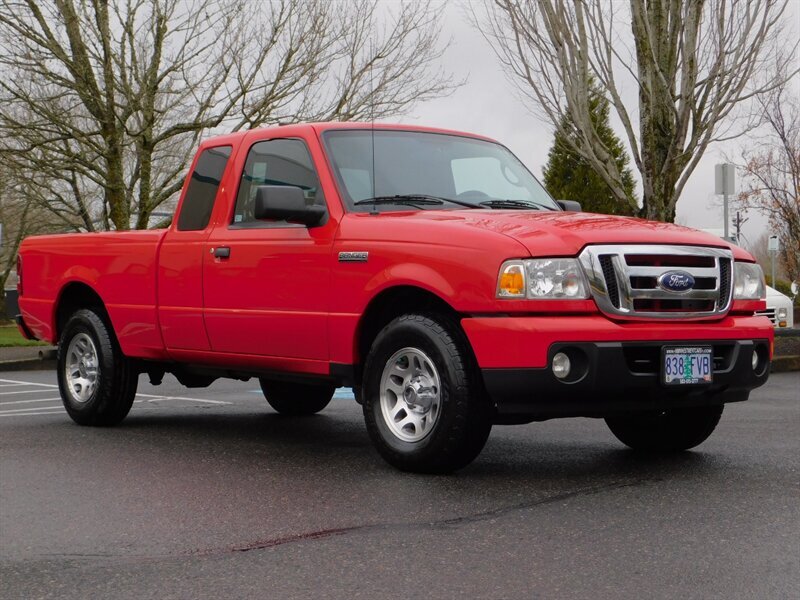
0, 0, 456, 231
474, 0, 798, 221
0, 161, 64, 315
737, 81, 800, 283
743, 231, 789, 282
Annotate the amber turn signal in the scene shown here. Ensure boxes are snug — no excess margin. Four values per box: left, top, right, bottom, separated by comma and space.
497, 263, 526, 297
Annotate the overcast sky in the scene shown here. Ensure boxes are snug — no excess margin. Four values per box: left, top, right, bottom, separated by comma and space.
396, 1, 800, 248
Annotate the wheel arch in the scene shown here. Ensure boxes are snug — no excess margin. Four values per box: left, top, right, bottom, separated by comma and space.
54, 281, 109, 340
356, 285, 463, 375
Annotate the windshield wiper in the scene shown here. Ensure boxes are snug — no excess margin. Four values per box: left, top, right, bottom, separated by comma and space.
479, 199, 551, 210
353, 194, 481, 209
354, 195, 444, 208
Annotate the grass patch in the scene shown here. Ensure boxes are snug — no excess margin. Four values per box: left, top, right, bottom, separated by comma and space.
0, 326, 48, 347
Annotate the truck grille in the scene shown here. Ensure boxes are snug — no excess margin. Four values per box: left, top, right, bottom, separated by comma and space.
755, 308, 776, 325
578, 245, 735, 320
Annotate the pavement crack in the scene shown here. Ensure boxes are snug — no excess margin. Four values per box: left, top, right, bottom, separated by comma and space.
226, 527, 359, 553
433, 479, 647, 529
196, 478, 651, 556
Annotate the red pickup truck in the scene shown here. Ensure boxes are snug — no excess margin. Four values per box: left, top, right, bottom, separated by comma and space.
16, 122, 772, 473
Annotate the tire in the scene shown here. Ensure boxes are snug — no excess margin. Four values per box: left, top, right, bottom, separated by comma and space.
57, 308, 138, 426
605, 404, 724, 452
362, 314, 492, 474
259, 379, 335, 415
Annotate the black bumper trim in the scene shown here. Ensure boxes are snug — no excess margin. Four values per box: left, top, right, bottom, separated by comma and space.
15, 314, 36, 341
483, 339, 771, 423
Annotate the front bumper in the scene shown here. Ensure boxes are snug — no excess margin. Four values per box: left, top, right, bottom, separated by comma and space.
461, 315, 773, 422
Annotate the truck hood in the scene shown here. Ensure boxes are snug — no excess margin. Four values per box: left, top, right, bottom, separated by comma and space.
391, 210, 752, 260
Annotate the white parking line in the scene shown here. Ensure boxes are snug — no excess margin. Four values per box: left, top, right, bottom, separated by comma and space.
0, 397, 62, 406
0, 383, 32, 388
133, 394, 225, 404
0, 389, 60, 396
0, 409, 65, 418
0, 378, 231, 405
136, 393, 231, 405
0, 405, 64, 414
0, 378, 57, 388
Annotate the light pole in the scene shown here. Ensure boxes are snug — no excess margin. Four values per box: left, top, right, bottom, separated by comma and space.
768, 235, 779, 287
715, 164, 735, 241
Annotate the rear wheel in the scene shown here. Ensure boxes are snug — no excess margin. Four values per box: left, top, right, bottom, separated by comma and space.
57, 309, 138, 426
605, 405, 724, 452
362, 314, 492, 474
259, 380, 335, 415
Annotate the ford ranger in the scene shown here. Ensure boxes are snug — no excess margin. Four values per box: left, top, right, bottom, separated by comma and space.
15, 123, 773, 473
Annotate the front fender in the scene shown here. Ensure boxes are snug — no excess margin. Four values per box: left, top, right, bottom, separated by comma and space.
363, 262, 457, 303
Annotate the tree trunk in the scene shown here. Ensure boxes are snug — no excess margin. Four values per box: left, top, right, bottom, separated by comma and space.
104, 130, 129, 230
642, 182, 678, 222
631, 0, 681, 222
135, 140, 154, 230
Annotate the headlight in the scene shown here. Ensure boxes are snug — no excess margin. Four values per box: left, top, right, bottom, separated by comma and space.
733, 262, 766, 300
497, 258, 589, 299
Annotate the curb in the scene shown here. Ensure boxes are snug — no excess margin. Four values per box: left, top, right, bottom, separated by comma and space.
0, 358, 57, 372
0, 349, 57, 372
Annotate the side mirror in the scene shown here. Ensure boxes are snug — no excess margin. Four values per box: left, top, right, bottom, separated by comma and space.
254, 185, 326, 226
557, 200, 582, 212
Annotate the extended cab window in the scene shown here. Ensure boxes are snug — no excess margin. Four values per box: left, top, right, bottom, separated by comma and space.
232, 139, 324, 225
176, 146, 232, 231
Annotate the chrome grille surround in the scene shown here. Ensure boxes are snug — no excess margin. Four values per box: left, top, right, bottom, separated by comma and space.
578, 245, 735, 320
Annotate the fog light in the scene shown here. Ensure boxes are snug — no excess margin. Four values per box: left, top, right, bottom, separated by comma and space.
752, 350, 759, 371
552, 352, 571, 379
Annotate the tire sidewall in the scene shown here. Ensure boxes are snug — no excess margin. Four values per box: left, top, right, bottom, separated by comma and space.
363, 316, 471, 460
57, 310, 119, 421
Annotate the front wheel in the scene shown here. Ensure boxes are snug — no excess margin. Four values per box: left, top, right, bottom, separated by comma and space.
362, 314, 492, 474
259, 379, 335, 415
605, 405, 724, 452
57, 309, 138, 426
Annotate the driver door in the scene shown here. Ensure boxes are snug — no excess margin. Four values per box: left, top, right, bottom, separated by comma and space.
202, 134, 335, 369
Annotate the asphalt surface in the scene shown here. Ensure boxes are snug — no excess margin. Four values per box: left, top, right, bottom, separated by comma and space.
0, 370, 798, 600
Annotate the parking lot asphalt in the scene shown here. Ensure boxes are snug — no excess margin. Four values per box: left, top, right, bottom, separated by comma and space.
1, 370, 798, 599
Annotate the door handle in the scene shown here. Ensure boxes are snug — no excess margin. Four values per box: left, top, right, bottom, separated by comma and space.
213, 246, 231, 259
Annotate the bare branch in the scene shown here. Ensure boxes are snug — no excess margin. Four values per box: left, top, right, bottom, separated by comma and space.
0, 0, 457, 230
474, 0, 799, 221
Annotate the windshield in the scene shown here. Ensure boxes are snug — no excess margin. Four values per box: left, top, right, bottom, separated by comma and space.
322, 130, 560, 212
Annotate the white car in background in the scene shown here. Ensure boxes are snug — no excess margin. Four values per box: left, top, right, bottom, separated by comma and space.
757, 285, 794, 329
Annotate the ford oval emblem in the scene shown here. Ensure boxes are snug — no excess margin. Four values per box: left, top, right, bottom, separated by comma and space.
658, 270, 695, 293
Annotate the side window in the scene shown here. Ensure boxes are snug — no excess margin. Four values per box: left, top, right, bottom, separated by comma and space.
177, 146, 232, 231
232, 139, 324, 225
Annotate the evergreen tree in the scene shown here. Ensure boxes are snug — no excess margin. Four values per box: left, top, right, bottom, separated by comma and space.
543, 85, 637, 215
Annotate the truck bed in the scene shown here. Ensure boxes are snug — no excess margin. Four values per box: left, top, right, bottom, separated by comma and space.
18, 230, 169, 359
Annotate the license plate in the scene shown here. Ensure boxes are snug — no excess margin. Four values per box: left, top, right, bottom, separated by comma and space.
662, 346, 713, 385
